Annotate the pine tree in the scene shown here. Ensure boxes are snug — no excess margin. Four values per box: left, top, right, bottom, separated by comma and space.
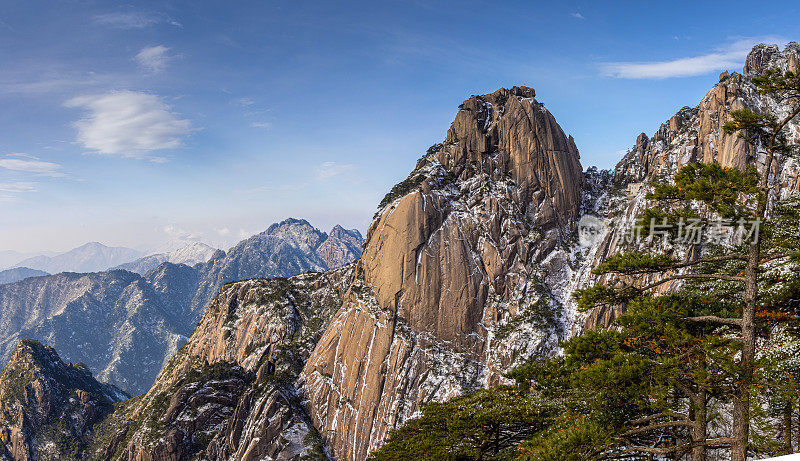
576, 67, 800, 459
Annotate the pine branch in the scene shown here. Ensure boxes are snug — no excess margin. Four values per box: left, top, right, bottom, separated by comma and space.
611, 438, 734, 456
628, 411, 690, 425
619, 420, 698, 437
636, 273, 746, 292
685, 316, 743, 327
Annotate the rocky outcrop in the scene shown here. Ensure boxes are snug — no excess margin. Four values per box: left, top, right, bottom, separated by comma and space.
317, 225, 365, 270
95, 266, 355, 461
301, 86, 584, 460
189, 219, 363, 317
0, 340, 126, 461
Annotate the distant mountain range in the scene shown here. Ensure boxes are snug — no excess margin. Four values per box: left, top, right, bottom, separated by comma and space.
0, 249, 56, 269
0, 267, 48, 285
0, 218, 363, 395
11, 242, 144, 274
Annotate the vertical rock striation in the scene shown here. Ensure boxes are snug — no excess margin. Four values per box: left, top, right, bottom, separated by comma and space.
301, 86, 585, 460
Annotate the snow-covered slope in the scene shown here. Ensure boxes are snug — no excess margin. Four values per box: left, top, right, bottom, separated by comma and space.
114, 242, 218, 274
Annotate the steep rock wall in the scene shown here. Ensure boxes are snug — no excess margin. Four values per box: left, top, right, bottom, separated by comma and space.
301, 86, 585, 461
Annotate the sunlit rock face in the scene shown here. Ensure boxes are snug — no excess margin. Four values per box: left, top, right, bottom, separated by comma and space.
301, 86, 585, 461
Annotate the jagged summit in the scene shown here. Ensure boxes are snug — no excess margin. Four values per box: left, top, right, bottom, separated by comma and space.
0, 339, 126, 460
615, 42, 800, 187
302, 84, 584, 460
744, 41, 800, 76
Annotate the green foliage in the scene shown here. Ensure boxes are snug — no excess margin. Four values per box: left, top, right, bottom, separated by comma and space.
593, 252, 677, 275
378, 174, 426, 209
574, 284, 636, 312
647, 162, 760, 218
516, 416, 611, 460
753, 68, 800, 100
634, 206, 698, 239
368, 387, 557, 461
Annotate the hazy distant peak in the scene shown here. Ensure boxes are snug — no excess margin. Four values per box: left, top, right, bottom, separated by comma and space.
13, 242, 143, 274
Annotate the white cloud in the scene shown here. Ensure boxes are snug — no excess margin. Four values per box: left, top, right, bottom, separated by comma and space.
315, 161, 355, 180
92, 12, 160, 29
134, 45, 172, 73
163, 224, 200, 241
236, 98, 255, 107
216, 227, 231, 236
64, 91, 192, 157
0, 182, 36, 193
92, 12, 180, 29
250, 121, 272, 130
0, 155, 63, 177
571, 12, 585, 19
600, 37, 787, 79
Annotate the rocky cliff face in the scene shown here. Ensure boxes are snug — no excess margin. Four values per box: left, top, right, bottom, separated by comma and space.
0, 340, 126, 461
93, 266, 355, 461
301, 86, 585, 460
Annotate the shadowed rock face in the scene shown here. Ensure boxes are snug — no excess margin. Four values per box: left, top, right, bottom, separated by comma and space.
0, 340, 126, 461
301, 86, 585, 461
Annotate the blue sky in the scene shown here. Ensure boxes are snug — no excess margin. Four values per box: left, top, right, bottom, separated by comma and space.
0, 0, 797, 253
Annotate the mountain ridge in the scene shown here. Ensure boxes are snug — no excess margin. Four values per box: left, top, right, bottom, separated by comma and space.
12, 242, 143, 274
1, 41, 798, 461
0, 219, 364, 396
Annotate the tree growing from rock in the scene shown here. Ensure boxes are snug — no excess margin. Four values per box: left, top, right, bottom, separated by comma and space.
576, 67, 800, 460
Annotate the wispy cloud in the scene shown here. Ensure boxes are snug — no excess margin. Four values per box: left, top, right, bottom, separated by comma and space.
250, 121, 271, 130
0, 182, 37, 193
571, 12, 585, 19
600, 37, 787, 79
64, 91, 192, 158
134, 45, 173, 73
92, 12, 181, 29
236, 98, 255, 107
315, 161, 355, 180
0, 155, 64, 177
